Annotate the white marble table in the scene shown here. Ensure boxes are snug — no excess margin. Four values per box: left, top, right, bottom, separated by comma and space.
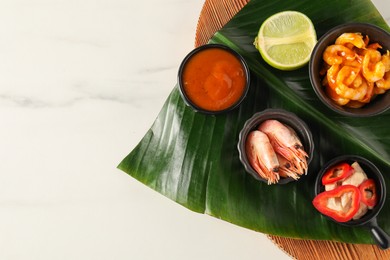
1, 1, 389, 259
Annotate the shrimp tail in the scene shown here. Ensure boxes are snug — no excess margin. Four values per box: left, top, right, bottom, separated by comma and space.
271, 138, 308, 175
277, 154, 300, 180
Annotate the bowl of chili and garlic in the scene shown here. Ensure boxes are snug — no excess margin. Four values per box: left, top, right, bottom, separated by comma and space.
313, 155, 389, 249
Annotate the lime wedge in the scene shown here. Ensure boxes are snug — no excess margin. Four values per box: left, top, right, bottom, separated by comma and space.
254, 11, 317, 70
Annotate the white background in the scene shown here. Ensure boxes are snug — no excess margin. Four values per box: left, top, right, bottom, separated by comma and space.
0, 0, 389, 259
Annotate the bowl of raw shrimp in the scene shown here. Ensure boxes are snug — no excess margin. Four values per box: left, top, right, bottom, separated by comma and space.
309, 23, 390, 117
237, 109, 314, 185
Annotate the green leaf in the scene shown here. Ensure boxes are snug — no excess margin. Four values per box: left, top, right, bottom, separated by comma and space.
118, 0, 390, 244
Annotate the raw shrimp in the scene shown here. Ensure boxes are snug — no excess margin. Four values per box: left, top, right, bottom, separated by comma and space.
335, 33, 365, 49
258, 120, 308, 175
362, 49, 386, 82
323, 44, 356, 65
335, 67, 367, 100
245, 130, 280, 184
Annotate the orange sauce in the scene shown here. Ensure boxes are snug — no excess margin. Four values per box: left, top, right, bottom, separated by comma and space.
182, 48, 247, 111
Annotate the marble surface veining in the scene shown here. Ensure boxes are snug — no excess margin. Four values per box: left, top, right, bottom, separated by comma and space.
0, 0, 389, 259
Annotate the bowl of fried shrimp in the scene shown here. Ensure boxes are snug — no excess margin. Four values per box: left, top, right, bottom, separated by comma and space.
237, 109, 314, 185
309, 23, 390, 117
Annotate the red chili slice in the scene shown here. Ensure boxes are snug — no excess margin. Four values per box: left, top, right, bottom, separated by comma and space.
359, 179, 377, 208
322, 162, 354, 185
313, 184, 361, 222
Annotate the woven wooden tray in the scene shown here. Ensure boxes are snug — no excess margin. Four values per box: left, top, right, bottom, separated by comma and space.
194, 0, 390, 259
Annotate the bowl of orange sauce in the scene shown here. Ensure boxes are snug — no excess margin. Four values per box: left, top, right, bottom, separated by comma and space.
178, 44, 250, 114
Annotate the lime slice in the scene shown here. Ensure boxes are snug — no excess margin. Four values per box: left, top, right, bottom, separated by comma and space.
254, 11, 317, 70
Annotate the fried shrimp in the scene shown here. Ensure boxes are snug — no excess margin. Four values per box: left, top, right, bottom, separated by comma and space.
382, 51, 390, 72
335, 32, 365, 49
335, 71, 367, 101
326, 84, 350, 105
323, 45, 356, 65
320, 32, 389, 107
376, 71, 390, 90
326, 64, 340, 88
362, 49, 386, 82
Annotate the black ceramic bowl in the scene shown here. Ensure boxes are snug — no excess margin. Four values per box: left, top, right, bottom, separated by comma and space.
237, 109, 314, 184
309, 23, 390, 117
314, 155, 389, 249
178, 44, 250, 115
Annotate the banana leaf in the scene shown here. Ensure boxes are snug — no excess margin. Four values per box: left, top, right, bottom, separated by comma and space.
118, 0, 390, 244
